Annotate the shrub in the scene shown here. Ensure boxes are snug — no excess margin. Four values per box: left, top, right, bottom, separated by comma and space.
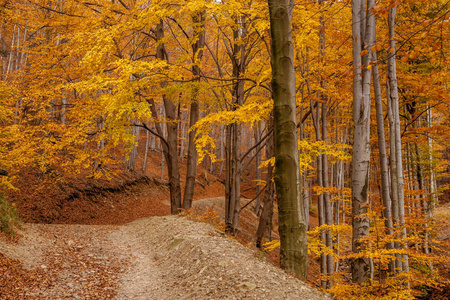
0, 193, 21, 236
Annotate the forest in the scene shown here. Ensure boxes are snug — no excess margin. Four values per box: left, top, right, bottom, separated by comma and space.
0, 0, 449, 299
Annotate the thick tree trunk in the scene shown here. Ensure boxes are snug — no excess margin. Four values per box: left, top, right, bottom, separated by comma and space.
268, 0, 307, 280
183, 11, 205, 210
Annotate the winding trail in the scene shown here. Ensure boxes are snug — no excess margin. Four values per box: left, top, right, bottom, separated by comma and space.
0, 216, 332, 300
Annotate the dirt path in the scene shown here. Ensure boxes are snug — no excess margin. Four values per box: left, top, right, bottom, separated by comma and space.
0, 216, 332, 300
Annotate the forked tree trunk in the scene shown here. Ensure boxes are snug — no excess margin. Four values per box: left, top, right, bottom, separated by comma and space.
268, 0, 307, 280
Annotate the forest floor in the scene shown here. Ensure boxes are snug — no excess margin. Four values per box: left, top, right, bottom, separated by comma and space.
1, 149, 450, 299
0, 214, 332, 300
0, 151, 332, 299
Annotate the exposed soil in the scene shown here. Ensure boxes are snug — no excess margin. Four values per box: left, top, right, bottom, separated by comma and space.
0, 214, 332, 299
0, 149, 333, 299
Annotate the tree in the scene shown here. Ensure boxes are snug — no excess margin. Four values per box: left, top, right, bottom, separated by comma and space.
350, 0, 373, 283
268, 0, 307, 280
387, 3, 410, 275
183, 10, 205, 210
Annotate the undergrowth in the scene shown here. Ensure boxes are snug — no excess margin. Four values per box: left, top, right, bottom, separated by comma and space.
0, 193, 21, 236
180, 205, 225, 232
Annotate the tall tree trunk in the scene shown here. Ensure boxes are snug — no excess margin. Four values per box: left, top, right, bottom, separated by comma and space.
322, 97, 333, 288
254, 121, 262, 215
427, 108, 437, 216
142, 128, 150, 172
125, 123, 139, 171
256, 117, 275, 248
183, 11, 205, 209
318, 3, 333, 285
225, 123, 233, 228
156, 20, 182, 214
268, 0, 307, 280
414, 143, 430, 254
311, 96, 326, 287
224, 18, 245, 234
371, 16, 394, 274
351, 0, 373, 284
387, 83, 400, 272
387, 5, 409, 275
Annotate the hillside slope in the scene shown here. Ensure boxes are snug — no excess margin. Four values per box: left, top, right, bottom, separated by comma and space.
0, 216, 332, 299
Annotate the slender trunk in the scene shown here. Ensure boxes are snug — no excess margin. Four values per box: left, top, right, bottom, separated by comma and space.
125, 123, 139, 171
156, 20, 181, 214
219, 125, 225, 177
254, 122, 262, 215
310, 96, 326, 287
225, 124, 233, 229
387, 6, 409, 275
142, 128, 150, 172
387, 83, 400, 272
256, 117, 275, 247
371, 22, 394, 273
322, 99, 333, 288
183, 11, 205, 209
318, 1, 333, 286
427, 108, 437, 216
414, 143, 430, 254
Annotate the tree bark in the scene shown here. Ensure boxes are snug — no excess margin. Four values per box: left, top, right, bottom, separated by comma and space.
351, 0, 373, 284
256, 117, 275, 248
387, 5, 409, 275
183, 11, 205, 210
224, 18, 245, 234
268, 0, 307, 280
371, 15, 394, 273
311, 96, 326, 287
156, 20, 182, 214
